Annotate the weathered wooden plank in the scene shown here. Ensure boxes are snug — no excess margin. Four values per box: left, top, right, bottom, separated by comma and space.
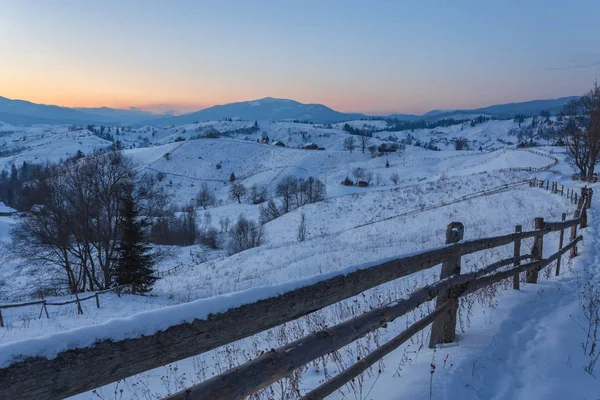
545, 217, 580, 232
570, 210, 580, 258
0, 228, 546, 399
513, 225, 522, 290
164, 254, 532, 400
0, 300, 46, 309
556, 213, 566, 276
300, 301, 451, 400
463, 236, 582, 296
526, 217, 544, 283
429, 222, 463, 348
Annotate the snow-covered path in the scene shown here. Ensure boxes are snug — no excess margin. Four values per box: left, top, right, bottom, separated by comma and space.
425, 207, 599, 399
367, 199, 600, 400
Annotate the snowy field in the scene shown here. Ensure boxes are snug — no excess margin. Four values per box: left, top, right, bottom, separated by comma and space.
0, 119, 598, 399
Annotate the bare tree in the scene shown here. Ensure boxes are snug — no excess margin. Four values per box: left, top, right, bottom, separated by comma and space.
359, 134, 371, 153
343, 136, 356, 153
564, 82, 600, 180
13, 151, 168, 293
298, 176, 326, 206
196, 182, 217, 209
276, 175, 298, 213
219, 216, 231, 233
390, 172, 400, 185
228, 215, 265, 254
259, 199, 281, 224
229, 182, 247, 203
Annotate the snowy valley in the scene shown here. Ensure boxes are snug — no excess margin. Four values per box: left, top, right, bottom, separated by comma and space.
0, 108, 597, 400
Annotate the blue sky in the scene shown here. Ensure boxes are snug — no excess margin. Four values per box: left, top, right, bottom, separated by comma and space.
1, 0, 599, 114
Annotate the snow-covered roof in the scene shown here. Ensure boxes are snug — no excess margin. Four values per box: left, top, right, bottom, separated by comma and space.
0, 202, 16, 214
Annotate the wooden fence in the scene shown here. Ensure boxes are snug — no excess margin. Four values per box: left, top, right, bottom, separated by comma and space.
0, 284, 132, 328
531, 177, 593, 208
0, 182, 593, 400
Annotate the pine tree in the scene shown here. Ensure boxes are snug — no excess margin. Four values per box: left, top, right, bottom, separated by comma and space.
114, 186, 156, 294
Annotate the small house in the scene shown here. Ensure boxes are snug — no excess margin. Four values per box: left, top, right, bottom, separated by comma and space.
358, 181, 369, 187
0, 202, 17, 217
273, 140, 286, 147
301, 143, 319, 150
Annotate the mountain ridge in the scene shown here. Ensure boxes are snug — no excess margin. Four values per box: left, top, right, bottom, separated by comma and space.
0, 95, 580, 126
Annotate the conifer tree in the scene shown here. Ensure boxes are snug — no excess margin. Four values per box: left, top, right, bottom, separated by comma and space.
114, 185, 156, 294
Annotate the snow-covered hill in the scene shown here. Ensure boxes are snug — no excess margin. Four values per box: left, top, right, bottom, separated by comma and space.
0, 113, 593, 400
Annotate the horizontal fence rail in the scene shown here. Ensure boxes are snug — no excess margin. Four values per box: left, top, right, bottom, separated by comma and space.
0, 184, 593, 400
0, 284, 133, 328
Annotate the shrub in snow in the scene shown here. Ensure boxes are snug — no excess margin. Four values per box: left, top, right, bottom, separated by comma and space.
228, 215, 265, 254
248, 183, 267, 204
199, 227, 221, 250
259, 199, 281, 225
297, 213, 307, 242
196, 183, 217, 210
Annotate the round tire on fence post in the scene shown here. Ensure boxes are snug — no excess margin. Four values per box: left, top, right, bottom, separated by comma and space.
527, 217, 544, 284
513, 225, 522, 290
429, 221, 464, 349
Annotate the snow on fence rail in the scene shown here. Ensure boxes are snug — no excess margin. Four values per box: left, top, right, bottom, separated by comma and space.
0, 284, 133, 328
0, 187, 593, 400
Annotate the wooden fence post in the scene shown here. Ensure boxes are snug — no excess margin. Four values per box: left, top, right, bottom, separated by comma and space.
0, 309, 3, 327
578, 187, 586, 210
561, 185, 564, 196
556, 213, 566, 276
546, 181, 549, 190
75, 293, 83, 315
95, 293, 100, 309
570, 209, 580, 258
513, 225, 522, 290
429, 222, 464, 348
527, 217, 544, 284
587, 188, 593, 209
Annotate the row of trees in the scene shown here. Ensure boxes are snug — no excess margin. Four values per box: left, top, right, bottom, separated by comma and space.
12, 151, 167, 294
259, 175, 326, 224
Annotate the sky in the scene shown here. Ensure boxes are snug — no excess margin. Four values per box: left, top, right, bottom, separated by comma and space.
1, 0, 600, 115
